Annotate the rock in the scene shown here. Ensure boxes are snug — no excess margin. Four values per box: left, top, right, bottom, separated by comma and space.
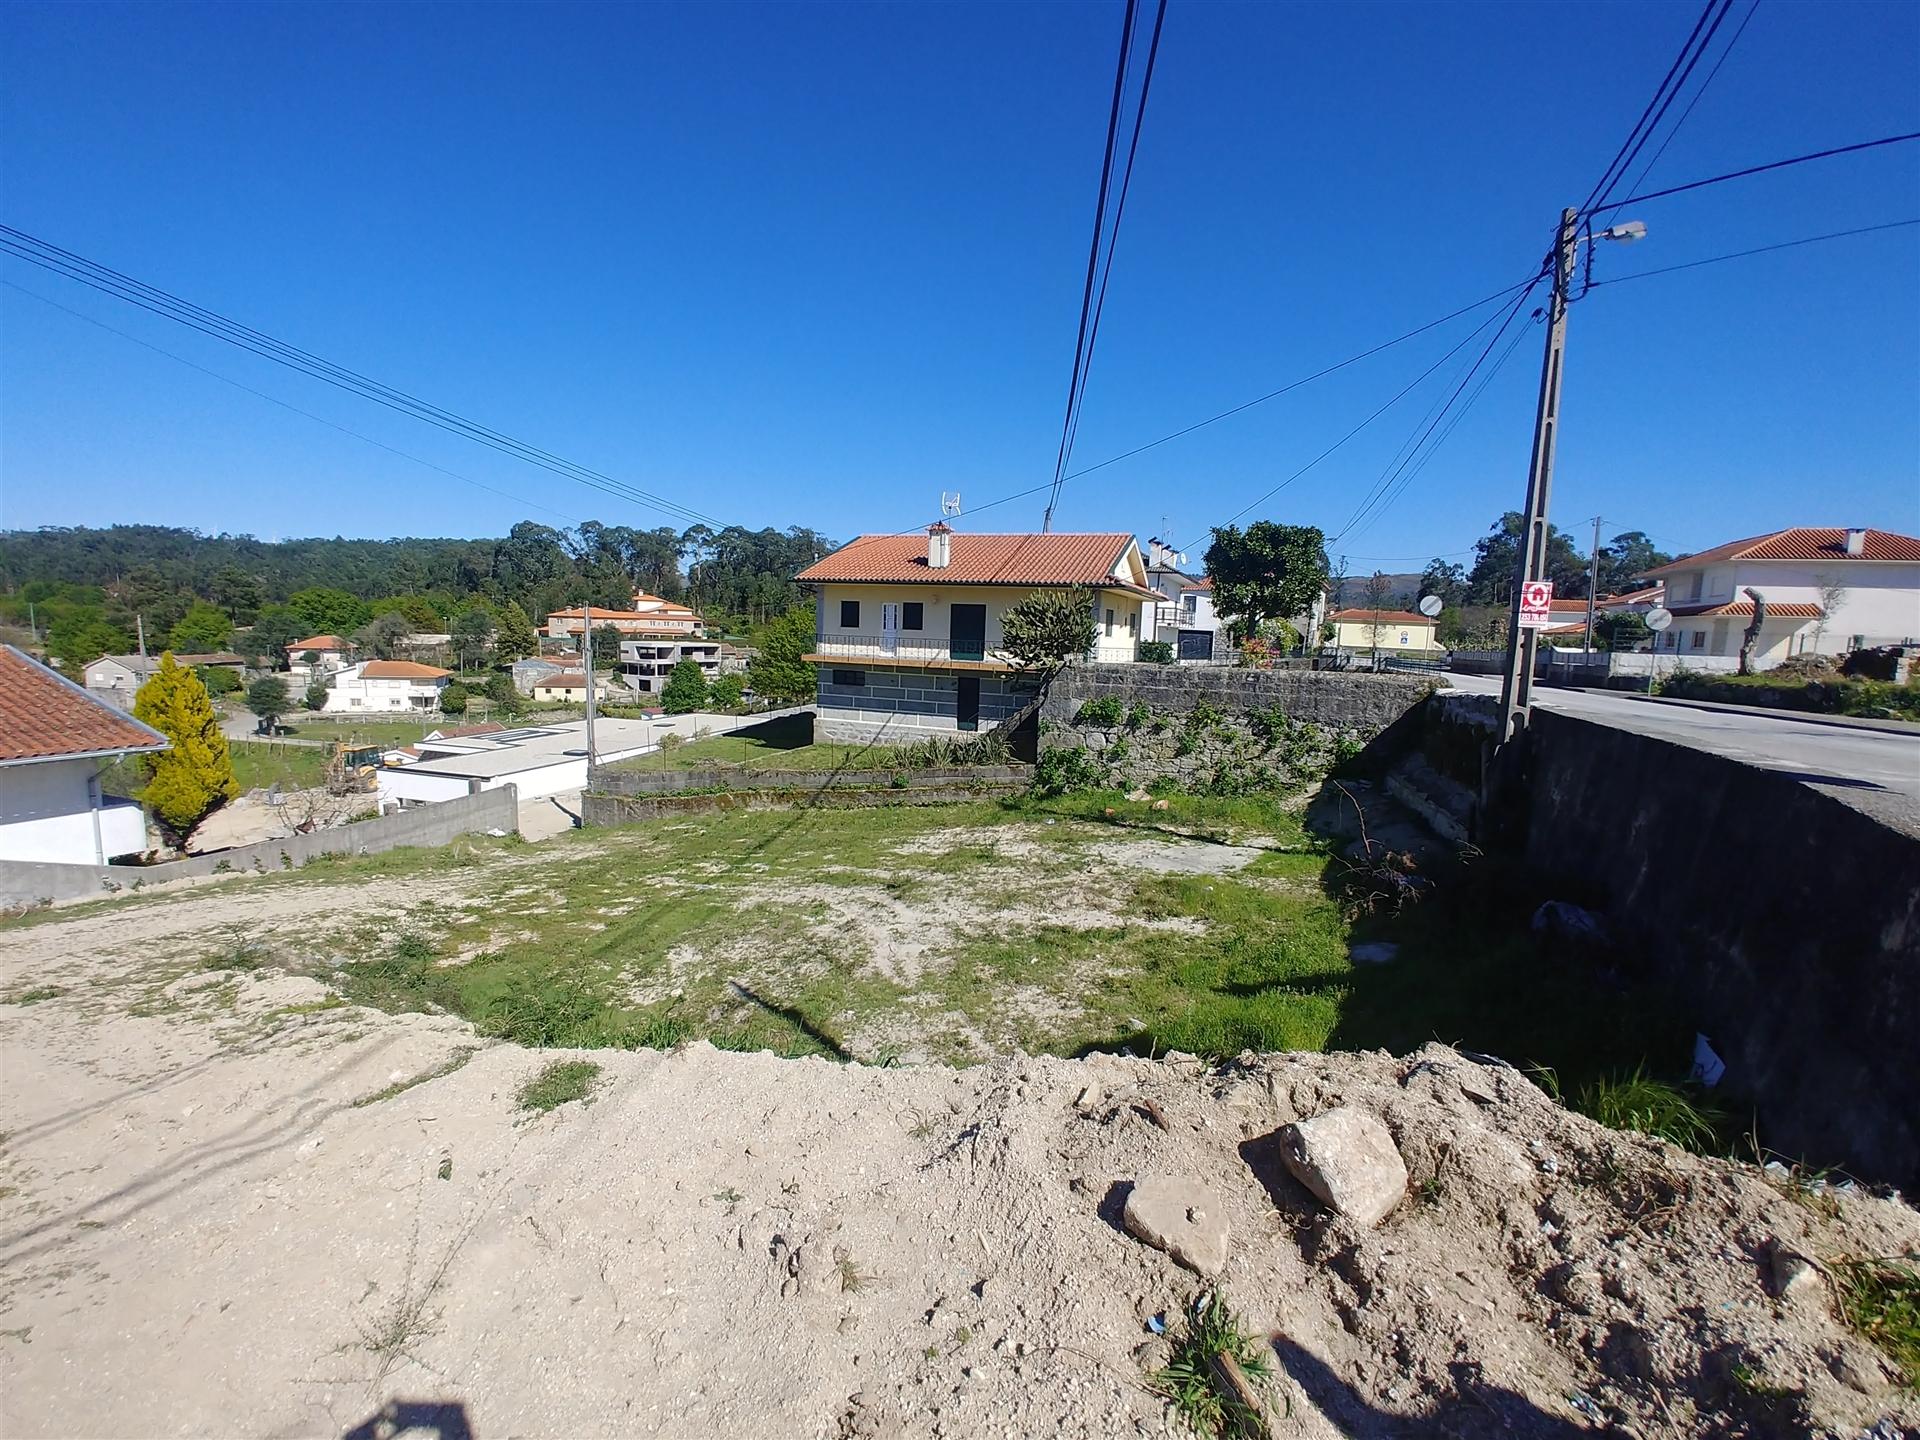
1349, 942, 1399, 965
1278, 1108, 1409, 1227
1151, 799, 1170, 811
1125, 788, 1151, 803
1770, 1247, 1824, 1305
1122, 1176, 1231, 1277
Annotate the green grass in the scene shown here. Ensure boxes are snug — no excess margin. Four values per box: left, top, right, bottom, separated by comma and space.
515, 1059, 603, 1113
228, 741, 330, 791
1150, 1293, 1275, 1438
276, 717, 438, 744
1832, 1255, 1920, 1385
1574, 1065, 1728, 1154
606, 714, 888, 772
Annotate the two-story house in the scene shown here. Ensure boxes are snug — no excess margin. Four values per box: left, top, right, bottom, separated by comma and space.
1640, 527, 1920, 666
322, 659, 454, 713
541, 593, 706, 642
617, 637, 722, 696
794, 526, 1154, 743
1142, 538, 1223, 661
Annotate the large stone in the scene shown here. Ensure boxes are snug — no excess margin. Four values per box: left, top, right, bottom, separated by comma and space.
1122, 1175, 1230, 1277
1278, 1107, 1408, 1227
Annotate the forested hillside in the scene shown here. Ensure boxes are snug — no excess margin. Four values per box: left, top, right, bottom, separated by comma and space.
0, 520, 834, 670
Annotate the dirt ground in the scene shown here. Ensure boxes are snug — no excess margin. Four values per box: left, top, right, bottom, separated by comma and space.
2, 885, 1916, 1439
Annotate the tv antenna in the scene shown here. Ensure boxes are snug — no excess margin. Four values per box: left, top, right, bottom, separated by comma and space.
941, 492, 962, 518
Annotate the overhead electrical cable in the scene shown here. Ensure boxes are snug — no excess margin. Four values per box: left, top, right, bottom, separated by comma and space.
0, 224, 726, 529
1588, 0, 1737, 214
1589, 217, 1920, 286
1601, 132, 1920, 209
1575, 0, 1722, 218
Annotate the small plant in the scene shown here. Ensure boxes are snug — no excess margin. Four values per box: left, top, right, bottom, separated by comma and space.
206, 935, 273, 972
1830, 1254, 1919, 1383
1186, 697, 1225, 732
1125, 700, 1152, 730
1031, 744, 1104, 797
1075, 696, 1126, 728
515, 1059, 603, 1114
1150, 1292, 1274, 1438
835, 1251, 871, 1293
1575, 1065, 1725, 1154
1728, 1361, 1795, 1403
1137, 640, 1175, 664
1417, 1176, 1443, 1206
4, 985, 66, 1006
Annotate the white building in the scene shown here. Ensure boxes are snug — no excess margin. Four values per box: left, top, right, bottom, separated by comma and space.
288, 634, 352, 690
0, 645, 167, 865
376, 718, 661, 806
541, 592, 707, 641
1142, 538, 1223, 661
617, 637, 722, 695
1640, 527, 1920, 666
794, 526, 1155, 743
323, 659, 453, 713
84, 651, 248, 708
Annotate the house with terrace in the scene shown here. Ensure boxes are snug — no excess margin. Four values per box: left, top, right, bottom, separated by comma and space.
794, 526, 1154, 743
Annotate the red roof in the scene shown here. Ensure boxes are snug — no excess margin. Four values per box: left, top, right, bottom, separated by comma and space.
1643, 528, 1920, 575
797, 532, 1139, 588
429, 722, 506, 739
1667, 601, 1825, 619
359, 660, 451, 679
533, 672, 590, 688
546, 606, 701, 621
1330, 608, 1434, 626
291, 634, 347, 651
0, 646, 170, 766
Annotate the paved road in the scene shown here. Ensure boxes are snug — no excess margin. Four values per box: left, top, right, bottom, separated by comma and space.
1442, 672, 1920, 833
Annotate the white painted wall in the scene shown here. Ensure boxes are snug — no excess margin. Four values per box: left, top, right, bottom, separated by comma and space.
1658, 560, 1920, 659
812, 583, 1149, 664
324, 665, 448, 713
0, 759, 148, 863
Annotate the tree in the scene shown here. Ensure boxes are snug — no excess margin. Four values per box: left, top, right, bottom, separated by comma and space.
709, 673, 745, 709
354, 611, 414, 660
46, 614, 132, 671
369, 594, 443, 630
450, 608, 495, 671
494, 601, 539, 663
1418, 558, 1469, 608
746, 604, 818, 702
166, 602, 233, 654
998, 587, 1097, 673
591, 623, 623, 667
132, 654, 239, 851
242, 605, 308, 669
305, 679, 330, 711
1813, 574, 1849, 651
1593, 610, 1650, 651
483, 672, 522, 716
210, 566, 265, 624
287, 587, 372, 636
1595, 531, 1672, 595
246, 676, 291, 731
196, 665, 242, 697
1204, 522, 1329, 639
660, 659, 708, 714
1359, 571, 1395, 665
1466, 512, 1586, 605
440, 681, 470, 716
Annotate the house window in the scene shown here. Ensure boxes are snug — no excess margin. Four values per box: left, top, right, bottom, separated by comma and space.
1126, 610, 1138, 638
1690, 630, 1705, 650
832, 669, 866, 688
1688, 573, 1703, 602
1104, 608, 1115, 637
840, 600, 860, 628
1182, 593, 1196, 615
902, 602, 924, 631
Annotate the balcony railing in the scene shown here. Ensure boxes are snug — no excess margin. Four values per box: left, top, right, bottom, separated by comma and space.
812, 632, 1143, 666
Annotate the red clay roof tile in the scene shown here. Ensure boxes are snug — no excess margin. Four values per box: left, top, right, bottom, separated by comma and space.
797, 532, 1137, 587
0, 646, 170, 765
1642, 528, 1920, 575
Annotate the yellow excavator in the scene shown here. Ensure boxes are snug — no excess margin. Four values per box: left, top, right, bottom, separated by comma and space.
324, 742, 384, 795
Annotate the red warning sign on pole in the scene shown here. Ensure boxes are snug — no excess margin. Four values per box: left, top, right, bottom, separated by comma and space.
1518, 580, 1555, 629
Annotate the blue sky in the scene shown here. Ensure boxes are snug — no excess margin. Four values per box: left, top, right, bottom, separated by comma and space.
2, 0, 1916, 567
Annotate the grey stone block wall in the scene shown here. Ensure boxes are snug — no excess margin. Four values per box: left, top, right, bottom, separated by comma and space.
816, 669, 1035, 746
1041, 663, 1430, 732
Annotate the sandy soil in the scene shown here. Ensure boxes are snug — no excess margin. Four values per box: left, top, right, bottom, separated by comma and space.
2, 902, 1916, 1440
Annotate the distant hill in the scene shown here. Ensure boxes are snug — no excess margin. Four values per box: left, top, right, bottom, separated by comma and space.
1332, 573, 1423, 608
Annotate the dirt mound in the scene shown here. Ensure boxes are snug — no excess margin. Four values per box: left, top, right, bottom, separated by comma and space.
2, 942, 1914, 1440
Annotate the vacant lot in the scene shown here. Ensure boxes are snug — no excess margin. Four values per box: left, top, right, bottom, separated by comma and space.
605, 712, 1009, 774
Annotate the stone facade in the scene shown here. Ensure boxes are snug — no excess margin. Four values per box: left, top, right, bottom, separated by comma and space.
815, 669, 1035, 745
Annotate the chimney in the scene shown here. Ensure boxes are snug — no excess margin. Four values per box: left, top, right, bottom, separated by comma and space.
1844, 527, 1866, 556
1148, 537, 1174, 570
927, 522, 952, 569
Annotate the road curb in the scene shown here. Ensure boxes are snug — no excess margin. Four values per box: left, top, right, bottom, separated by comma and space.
1559, 687, 1918, 736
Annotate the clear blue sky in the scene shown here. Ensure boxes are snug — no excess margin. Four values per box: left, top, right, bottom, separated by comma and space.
3, 0, 1916, 568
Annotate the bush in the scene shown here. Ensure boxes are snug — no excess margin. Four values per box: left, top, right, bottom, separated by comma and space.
1031, 744, 1104, 797
1137, 640, 1174, 664
196, 665, 241, 696
305, 680, 329, 711
709, 673, 746, 709
440, 681, 469, 716
1074, 695, 1125, 727
1574, 1065, 1726, 1154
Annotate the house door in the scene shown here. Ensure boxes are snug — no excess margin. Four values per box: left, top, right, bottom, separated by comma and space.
951, 604, 986, 662
956, 675, 980, 732
881, 602, 900, 655
1177, 629, 1213, 661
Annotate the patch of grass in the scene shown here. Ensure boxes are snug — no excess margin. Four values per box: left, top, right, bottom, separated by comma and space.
228, 741, 328, 792
515, 1059, 603, 1114
1575, 1065, 1727, 1154
205, 935, 275, 972
352, 1048, 477, 1108
835, 1252, 871, 1293
1831, 1255, 1920, 1383
3, 985, 67, 1006
1150, 1293, 1275, 1438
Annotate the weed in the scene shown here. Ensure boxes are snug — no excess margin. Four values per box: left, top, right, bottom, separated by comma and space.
206, 935, 273, 972
1125, 700, 1152, 731
835, 1251, 871, 1293
515, 1059, 603, 1114
1416, 1176, 1443, 1206
1830, 1254, 1919, 1383
1150, 1292, 1275, 1438
1575, 1065, 1725, 1154
1075, 696, 1126, 727
3, 985, 66, 1006
436, 1156, 452, 1181
351, 1048, 476, 1108
712, 1186, 745, 1206
924, 1345, 939, 1361
1729, 1361, 1795, 1402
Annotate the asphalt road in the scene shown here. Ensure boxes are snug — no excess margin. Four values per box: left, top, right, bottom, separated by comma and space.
1442, 672, 1920, 833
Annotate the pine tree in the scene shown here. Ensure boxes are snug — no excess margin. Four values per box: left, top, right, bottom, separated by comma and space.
133, 653, 239, 850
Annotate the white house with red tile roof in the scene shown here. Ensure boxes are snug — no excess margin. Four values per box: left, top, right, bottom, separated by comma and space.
1142, 538, 1223, 660
0, 645, 168, 864
1639, 527, 1920, 665
794, 527, 1153, 742
321, 659, 454, 713
540, 595, 706, 641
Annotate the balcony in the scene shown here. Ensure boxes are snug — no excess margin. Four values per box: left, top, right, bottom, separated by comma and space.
806, 633, 1012, 670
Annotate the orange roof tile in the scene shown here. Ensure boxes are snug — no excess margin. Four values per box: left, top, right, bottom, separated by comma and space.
797, 532, 1137, 587
1666, 601, 1825, 619
359, 660, 452, 679
1642, 528, 1920, 575
291, 634, 347, 651
0, 646, 170, 765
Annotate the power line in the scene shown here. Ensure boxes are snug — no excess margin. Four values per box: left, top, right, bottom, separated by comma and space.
1590, 0, 1737, 214
1590, 217, 1920, 286
1602, 132, 1920, 209
0, 278, 584, 527
1604, 0, 1761, 214
0, 224, 727, 530
1576, 0, 1722, 217
1042, 0, 1141, 532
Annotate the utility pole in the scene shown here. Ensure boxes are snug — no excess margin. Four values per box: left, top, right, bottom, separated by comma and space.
1497, 208, 1579, 744
1583, 514, 1603, 661
580, 615, 597, 767
136, 614, 148, 667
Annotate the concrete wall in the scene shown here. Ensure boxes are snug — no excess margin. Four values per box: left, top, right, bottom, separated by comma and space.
0, 786, 519, 908
1513, 706, 1919, 1189
0, 759, 150, 864
1042, 663, 1431, 731
815, 670, 1033, 744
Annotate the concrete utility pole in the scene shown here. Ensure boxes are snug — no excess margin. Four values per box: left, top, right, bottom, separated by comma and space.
1583, 514, 1603, 661
581, 619, 598, 766
1497, 208, 1579, 744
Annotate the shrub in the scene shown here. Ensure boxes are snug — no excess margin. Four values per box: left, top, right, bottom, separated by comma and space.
1074, 695, 1125, 727
1032, 744, 1104, 797
439, 682, 469, 716
1575, 1065, 1726, 1153
1124, 700, 1151, 731
196, 665, 242, 696
1137, 640, 1174, 664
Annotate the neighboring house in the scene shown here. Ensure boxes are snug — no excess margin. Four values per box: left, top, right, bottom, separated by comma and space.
510, 656, 581, 694
529, 672, 591, 703
717, 643, 753, 675
289, 634, 352, 689
1640, 527, 1920, 666
0, 645, 168, 865
617, 637, 722, 695
1328, 608, 1445, 655
84, 651, 248, 708
377, 717, 659, 806
322, 660, 453, 713
794, 526, 1155, 743
541, 595, 707, 641
1142, 538, 1223, 661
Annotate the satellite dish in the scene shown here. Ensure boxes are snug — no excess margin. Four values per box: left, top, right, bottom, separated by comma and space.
1645, 607, 1673, 632
1417, 594, 1443, 618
